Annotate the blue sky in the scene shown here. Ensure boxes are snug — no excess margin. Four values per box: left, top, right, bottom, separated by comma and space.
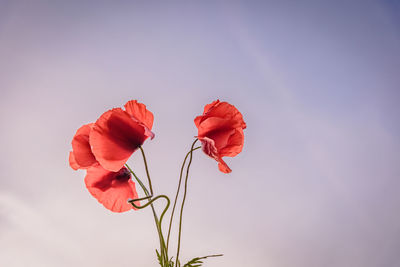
0, 1, 399, 266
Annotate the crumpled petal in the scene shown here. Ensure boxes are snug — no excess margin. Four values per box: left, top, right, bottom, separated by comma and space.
124, 100, 154, 130
70, 123, 97, 169
199, 137, 232, 173
84, 165, 140, 212
199, 137, 219, 160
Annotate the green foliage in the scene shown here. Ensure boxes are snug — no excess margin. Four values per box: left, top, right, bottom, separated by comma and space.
156, 250, 163, 266
182, 254, 223, 267
168, 257, 175, 267
156, 250, 175, 267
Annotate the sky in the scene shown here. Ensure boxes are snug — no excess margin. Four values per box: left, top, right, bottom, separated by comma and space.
0, 0, 399, 266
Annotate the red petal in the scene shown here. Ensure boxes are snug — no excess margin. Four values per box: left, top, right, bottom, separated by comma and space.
194, 115, 202, 129
85, 165, 140, 212
195, 100, 246, 130
199, 137, 232, 174
219, 128, 244, 157
203, 99, 220, 114
69, 151, 80, 170
207, 127, 236, 151
218, 158, 232, 173
204, 101, 246, 129
194, 100, 220, 128
199, 137, 219, 160
197, 117, 237, 143
124, 100, 154, 130
90, 108, 149, 172
71, 123, 97, 169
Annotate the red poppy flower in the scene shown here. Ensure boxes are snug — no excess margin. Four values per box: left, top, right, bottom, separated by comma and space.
85, 164, 140, 212
90, 100, 155, 172
69, 123, 98, 170
194, 100, 246, 173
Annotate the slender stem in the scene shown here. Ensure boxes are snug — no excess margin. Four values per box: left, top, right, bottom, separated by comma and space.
130, 195, 153, 202
136, 147, 169, 265
139, 146, 154, 195
166, 144, 201, 251
125, 164, 149, 195
129, 194, 170, 227
176, 139, 198, 267
125, 163, 165, 266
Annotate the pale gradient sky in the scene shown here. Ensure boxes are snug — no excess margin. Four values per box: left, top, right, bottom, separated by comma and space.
1, 1, 400, 267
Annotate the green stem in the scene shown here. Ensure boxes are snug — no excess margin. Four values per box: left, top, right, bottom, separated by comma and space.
176, 139, 198, 267
125, 163, 166, 266
125, 164, 149, 195
129, 194, 170, 228
166, 143, 201, 251
139, 146, 154, 195
137, 147, 169, 266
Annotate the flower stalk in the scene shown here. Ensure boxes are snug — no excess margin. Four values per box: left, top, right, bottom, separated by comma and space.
175, 139, 198, 266
166, 142, 201, 251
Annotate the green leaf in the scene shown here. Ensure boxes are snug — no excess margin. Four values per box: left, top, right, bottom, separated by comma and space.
168, 256, 175, 267
183, 254, 223, 267
156, 250, 163, 266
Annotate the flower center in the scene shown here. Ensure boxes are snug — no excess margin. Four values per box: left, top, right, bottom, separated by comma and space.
115, 167, 131, 181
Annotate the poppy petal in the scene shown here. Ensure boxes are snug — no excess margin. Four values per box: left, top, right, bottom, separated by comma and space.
69, 151, 80, 170
204, 101, 246, 129
124, 100, 154, 130
207, 127, 236, 151
194, 115, 202, 129
199, 137, 219, 161
203, 99, 220, 115
219, 128, 244, 157
143, 125, 155, 140
90, 108, 149, 172
218, 158, 232, 173
195, 100, 246, 129
85, 165, 140, 212
197, 117, 238, 141
71, 123, 97, 169
194, 100, 219, 128
199, 137, 232, 174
